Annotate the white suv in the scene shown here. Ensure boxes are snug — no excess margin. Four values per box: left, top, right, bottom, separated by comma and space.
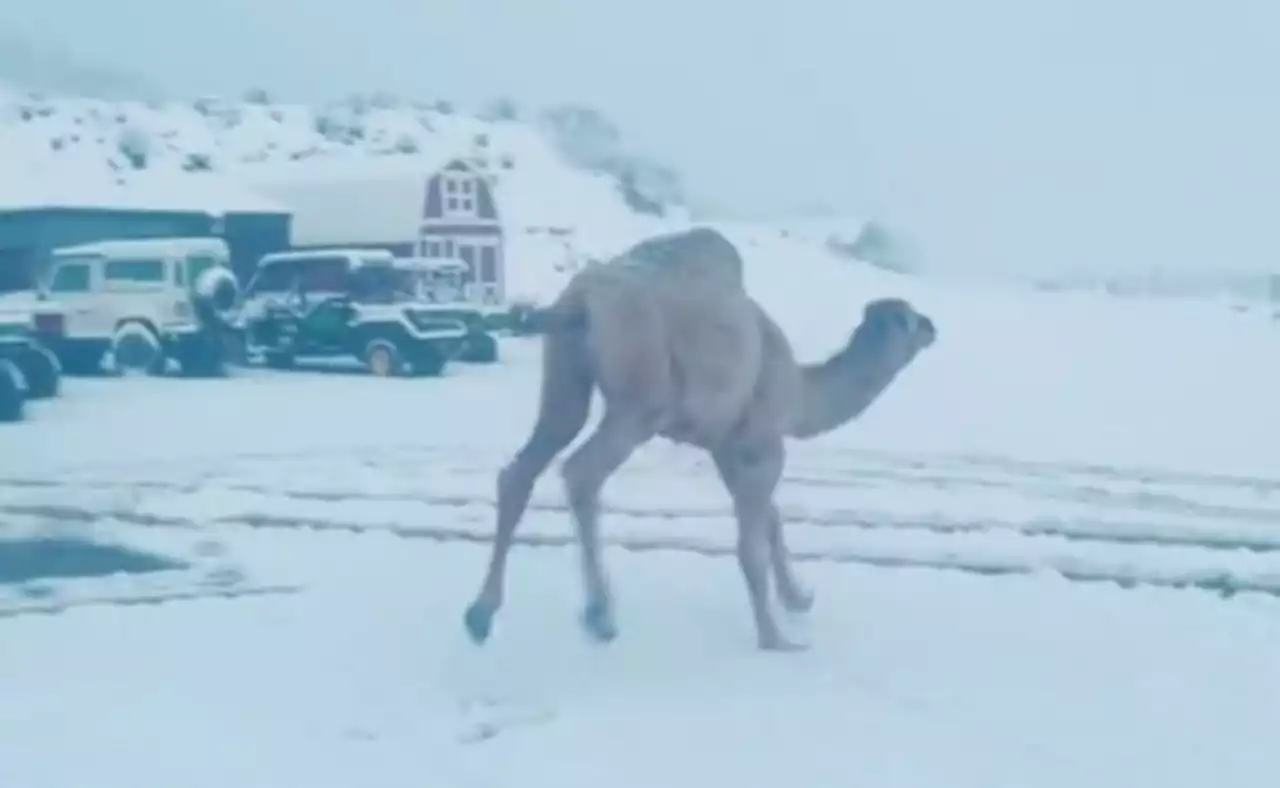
39, 237, 241, 376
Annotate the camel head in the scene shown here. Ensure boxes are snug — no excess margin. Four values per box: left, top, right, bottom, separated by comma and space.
848, 297, 937, 367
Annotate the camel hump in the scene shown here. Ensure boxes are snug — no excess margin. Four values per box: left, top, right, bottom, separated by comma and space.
616, 226, 744, 291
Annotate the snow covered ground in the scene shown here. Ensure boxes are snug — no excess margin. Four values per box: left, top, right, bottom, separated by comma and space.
2, 244, 1278, 787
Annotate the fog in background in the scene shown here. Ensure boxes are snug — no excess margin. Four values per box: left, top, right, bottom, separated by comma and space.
2, 0, 1276, 278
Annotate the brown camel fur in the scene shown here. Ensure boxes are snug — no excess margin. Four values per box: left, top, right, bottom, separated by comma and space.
463, 226, 937, 651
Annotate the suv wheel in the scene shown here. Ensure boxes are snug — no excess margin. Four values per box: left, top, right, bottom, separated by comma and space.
19, 345, 60, 399
111, 323, 165, 376
363, 338, 405, 377
0, 359, 26, 422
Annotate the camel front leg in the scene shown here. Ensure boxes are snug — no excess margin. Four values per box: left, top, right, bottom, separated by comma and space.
766, 503, 814, 614
714, 442, 806, 652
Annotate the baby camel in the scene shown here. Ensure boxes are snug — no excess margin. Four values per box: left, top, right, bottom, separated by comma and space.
463, 226, 937, 651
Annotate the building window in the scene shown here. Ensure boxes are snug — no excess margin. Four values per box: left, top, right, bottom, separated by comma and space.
439, 176, 476, 215
480, 246, 497, 284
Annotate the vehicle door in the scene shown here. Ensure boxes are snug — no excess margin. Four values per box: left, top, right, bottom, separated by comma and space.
100, 256, 172, 330
46, 257, 111, 339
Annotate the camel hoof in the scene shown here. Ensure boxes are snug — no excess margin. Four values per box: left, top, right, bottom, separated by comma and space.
580, 600, 618, 643
757, 634, 809, 652
463, 603, 495, 644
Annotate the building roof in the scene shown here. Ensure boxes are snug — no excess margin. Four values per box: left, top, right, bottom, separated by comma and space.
0, 169, 289, 216
258, 247, 396, 267
235, 152, 472, 246
52, 237, 231, 260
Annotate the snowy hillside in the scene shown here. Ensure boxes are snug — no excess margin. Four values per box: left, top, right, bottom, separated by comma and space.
0, 88, 709, 297
0, 87, 927, 309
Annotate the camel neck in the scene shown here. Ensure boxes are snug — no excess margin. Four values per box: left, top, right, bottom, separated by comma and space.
790, 334, 905, 439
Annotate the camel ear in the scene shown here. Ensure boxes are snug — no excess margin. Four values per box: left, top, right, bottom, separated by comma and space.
862, 299, 890, 321
863, 298, 903, 326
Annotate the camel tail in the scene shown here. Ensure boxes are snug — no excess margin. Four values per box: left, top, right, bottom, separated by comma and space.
517, 278, 590, 334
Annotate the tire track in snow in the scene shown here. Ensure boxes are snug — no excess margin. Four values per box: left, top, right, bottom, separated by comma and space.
5, 442, 1274, 530
0, 583, 302, 619
3, 446, 1278, 604
3, 480, 1278, 554
4, 500, 1280, 601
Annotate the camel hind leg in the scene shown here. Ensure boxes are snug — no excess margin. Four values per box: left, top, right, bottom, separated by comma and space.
560, 408, 657, 642
463, 332, 593, 644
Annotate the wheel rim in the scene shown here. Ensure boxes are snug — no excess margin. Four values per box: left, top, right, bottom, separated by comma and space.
114, 334, 159, 373
369, 347, 392, 376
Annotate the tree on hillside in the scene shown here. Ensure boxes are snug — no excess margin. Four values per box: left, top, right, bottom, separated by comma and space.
617, 158, 686, 216
480, 97, 520, 122
538, 103, 623, 171
827, 221, 918, 274
539, 103, 686, 214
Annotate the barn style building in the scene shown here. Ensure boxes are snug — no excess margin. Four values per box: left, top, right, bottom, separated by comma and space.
241, 154, 507, 304
0, 173, 291, 291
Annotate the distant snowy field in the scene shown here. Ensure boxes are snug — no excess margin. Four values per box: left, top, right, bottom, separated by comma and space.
2, 236, 1279, 787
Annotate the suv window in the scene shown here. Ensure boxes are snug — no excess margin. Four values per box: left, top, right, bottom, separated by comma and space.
104, 258, 167, 283
248, 263, 297, 294
350, 265, 407, 304
297, 256, 350, 292
49, 263, 91, 293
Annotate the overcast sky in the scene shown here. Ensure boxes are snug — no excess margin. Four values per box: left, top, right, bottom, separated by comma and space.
2, 0, 1277, 277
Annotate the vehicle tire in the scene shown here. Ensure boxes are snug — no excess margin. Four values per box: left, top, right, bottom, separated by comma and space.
460, 333, 499, 364
0, 359, 26, 423
193, 266, 241, 325
363, 338, 406, 378
17, 344, 60, 399
110, 322, 166, 376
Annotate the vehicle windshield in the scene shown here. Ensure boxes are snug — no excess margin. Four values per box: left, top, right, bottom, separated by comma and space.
350, 265, 415, 304
399, 265, 467, 303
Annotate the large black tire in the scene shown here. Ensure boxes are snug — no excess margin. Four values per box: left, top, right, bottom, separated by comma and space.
193, 267, 240, 324
0, 359, 26, 423
363, 338, 408, 377
17, 344, 60, 399
111, 322, 166, 376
